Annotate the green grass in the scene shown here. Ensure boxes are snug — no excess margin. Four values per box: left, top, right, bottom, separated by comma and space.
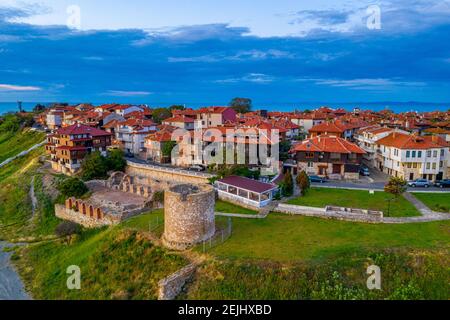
215, 200, 258, 215
287, 188, 421, 217
182, 249, 449, 300
15, 227, 187, 300
210, 214, 450, 262
412, 193, 450, 213
122, 209, 164, 235
0, 129, 45, 163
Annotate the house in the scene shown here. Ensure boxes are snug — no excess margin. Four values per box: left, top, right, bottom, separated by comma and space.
145, 128, 176, 163
45, 123, 112, 175
375, 132, 449, 181
162, 115, 195, 130
354, 126, 405, 167
114, 118, 157, 157
195, 106, 237, 128
215, 175, 278, 208
290, 135, 366, 180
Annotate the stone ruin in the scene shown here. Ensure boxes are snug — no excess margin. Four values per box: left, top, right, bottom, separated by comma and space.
162, 184, 216, 250
107, 171, 152, 198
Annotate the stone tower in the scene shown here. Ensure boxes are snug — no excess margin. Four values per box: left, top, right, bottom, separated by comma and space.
162, 184, 215, 250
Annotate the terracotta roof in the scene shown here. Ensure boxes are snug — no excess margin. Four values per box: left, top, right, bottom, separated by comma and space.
56, 123, 111, 137
146, 129, 174, 142
309, 121, 346, 133
376, 132, 449, 149
218, 176, 277, 193
197, 106, 234, 114
163, 115, 195, 123
291, 135, 366, 154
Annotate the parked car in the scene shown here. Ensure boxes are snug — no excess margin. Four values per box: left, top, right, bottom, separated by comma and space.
188, 165, 205, 172
359, 166, 370, 176
435, 179, 450, 188
408, 179, 431, 188
309, 175, 327, 183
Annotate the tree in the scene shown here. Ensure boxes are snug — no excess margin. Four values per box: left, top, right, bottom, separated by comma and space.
281, 171, 294, 197
106, 149, 127, 172
384, 177, 407, 198
33, 104, 46, 112
152, 107, 172, 124
229, 97, 252, 114
81, 151, 108, 180
55, 221, 81, 244
162, 140, 177, 158
169, 105, 185, 111
384, 176, 407, 217
296, 170, 310, 195
279, 140, 292, 162
58, 177, 89, 198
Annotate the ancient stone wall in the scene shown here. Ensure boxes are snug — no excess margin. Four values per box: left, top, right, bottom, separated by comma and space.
162, 184, 215, 250
55, 203, 119, 228
158, 263, 197, 300
126, 161, 212, 191
275, 203, 384, 223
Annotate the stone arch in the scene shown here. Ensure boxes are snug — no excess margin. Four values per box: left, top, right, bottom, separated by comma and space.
89, 205, 94, 218
96, 208, 103, 220
66, 198, 72, 210
108, 171, 127, 188
81, 203, 87, 215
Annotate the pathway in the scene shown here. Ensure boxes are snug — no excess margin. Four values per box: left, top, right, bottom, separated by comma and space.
29, 176, 38, 220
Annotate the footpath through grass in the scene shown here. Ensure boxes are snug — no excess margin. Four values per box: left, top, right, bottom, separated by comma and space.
412, 193, 450, 213
287, 187, 421, 217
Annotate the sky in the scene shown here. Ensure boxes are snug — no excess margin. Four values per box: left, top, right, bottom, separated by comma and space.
0, 0, 450, 105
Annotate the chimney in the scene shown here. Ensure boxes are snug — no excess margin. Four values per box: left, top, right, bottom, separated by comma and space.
432, 135, 438, 143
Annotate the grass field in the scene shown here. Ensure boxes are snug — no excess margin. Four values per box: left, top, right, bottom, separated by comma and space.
209, 214, 450, 262
215, 200, 258, 215
412, 193, 450, 213
15, 228, 187, 300
0, 130, 45, 163
287, 188, 421, 217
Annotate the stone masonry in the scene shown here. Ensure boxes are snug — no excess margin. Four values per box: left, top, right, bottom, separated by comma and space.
162, 184, 215, 250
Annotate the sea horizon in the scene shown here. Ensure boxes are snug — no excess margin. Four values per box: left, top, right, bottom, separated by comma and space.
1, 101, 450, 116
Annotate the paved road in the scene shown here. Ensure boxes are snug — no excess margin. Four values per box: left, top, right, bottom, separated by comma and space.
0, 242, 30, 300
311, 180, 450, 192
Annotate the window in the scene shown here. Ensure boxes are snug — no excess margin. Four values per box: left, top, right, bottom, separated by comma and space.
306, 152, 314, 159
406, 150, 410, 158
432, 163, 436, 170
433, 150, 438, 157
441, 149, 444, 157
307, 162, 314, 168
407, 163, 412, 168
413, 163, 417, 169
418, 151, 422, 158
427, 150, 431, 157
412, 151, 416, 158
440, 161, 443, 168
426, 163, 430, 169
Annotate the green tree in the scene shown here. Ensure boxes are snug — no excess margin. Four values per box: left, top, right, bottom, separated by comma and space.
106, 149, 127, 172
81, 151, 108, 180
162, 141, 177, 158
296, 170, 310, 195
0, 114, 21, 132
281, 172, 294, 197
152, 107, 172, 124
58, 177, 89, 198
229, 97, 252, 114
169, 105, 185, 111
279, 140, 292, 162
384, 177, 407, 199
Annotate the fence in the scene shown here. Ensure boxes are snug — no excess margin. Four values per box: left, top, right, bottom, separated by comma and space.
148, 216, 164, 234
202, 217, 233, 253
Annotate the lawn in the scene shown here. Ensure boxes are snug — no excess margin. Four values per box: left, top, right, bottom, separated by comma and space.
122, 209, 164, 235
412, 193, 450, 213
287, 188, 421, 217
210, 214, 450, 262
0, 130, 45, 163
215, 200, 258, 215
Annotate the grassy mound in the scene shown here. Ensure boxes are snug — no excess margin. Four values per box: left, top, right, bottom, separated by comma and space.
15, 228, 187, 300
0, 129, 45, 163
183, 249, 449, 300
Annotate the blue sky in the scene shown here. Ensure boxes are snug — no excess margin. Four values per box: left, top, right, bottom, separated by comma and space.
0, 0, 450, 105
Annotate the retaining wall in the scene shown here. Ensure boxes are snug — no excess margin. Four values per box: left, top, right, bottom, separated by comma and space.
158, 263, 197, 300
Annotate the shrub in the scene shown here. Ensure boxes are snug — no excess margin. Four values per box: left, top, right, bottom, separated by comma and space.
55, 221, 81, 243
106, 149, 127, 172
58, 177, 88, 198
296, 170, 310, 195
281, 172, 294, 197
81, 151, 108, 180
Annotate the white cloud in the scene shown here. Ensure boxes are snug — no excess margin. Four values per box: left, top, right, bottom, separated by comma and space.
313, 78, 427, 90
104, 90, 153, 97
0, 84, 41, 91
215, 73, 274, 84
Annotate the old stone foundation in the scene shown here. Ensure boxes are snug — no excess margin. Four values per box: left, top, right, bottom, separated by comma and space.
162, 184, 215, 250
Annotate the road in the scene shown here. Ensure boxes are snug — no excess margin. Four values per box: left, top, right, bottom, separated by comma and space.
311, 179, 450, 192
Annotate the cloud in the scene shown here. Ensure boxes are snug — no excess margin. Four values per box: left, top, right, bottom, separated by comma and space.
313, 78, 427, 90
168, 49, 296, 63
104, 90, 153, 97
0, 84, 41, 91
215, 73, 274, 84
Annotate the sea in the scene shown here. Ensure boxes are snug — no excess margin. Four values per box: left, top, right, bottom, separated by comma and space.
1, 101, 450, 116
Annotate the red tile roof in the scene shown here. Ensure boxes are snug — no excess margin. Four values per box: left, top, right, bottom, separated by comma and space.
291, 135, 366, 154
218, 176, 277, 193
56, 123, 111, 137
376, 132, 448, 149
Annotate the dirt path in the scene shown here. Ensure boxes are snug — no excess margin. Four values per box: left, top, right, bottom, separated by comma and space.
29, 176, 38, 220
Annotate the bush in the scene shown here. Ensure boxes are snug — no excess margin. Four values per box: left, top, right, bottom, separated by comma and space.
81, 151, 108, 180
296, 170, 310, 195
106, 149, 127, 172
281, 172, 294, 197
152, 191, 164, 204
55, 221, 81, 238
58, 177, 88, 198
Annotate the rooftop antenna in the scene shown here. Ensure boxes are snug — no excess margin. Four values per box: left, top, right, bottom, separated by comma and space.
17, 101, 23, 112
